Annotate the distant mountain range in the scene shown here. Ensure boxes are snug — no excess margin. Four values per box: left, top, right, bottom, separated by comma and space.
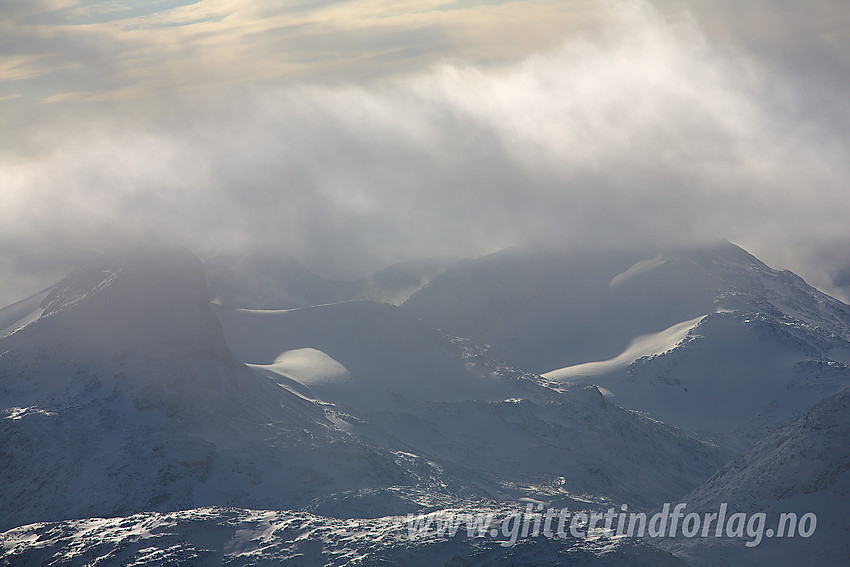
1, 243, 847, 565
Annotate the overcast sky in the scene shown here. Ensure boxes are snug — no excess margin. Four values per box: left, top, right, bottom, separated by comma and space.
1, 0, 849, 304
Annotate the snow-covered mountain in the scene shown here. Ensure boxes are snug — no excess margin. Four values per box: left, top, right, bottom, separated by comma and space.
403, 245, 651, 373
0, 249, 456, 532
404, 242, 850, 435
658, 388, 850, 566
205, 253, 456, 309
349, 384, 729, 510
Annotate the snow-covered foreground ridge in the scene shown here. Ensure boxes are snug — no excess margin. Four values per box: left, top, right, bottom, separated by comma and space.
0, 506, 686, 566
1, 243, 849, 565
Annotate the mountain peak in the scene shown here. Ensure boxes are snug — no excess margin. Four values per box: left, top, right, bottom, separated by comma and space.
43, 247, 207, 309
10, 247, 224, 358
0, 246, 247, 422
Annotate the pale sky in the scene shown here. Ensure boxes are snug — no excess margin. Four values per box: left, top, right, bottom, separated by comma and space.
1, 0, 601, 107
1, 0, 849, 304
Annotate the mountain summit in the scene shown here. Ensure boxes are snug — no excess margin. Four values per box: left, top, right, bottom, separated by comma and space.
403, 242, 850, 433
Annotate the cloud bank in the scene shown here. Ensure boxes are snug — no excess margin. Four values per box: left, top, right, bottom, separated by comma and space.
1, 1, 849, 304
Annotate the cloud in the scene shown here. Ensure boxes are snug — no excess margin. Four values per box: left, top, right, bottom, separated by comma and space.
0, 0, 596, 105
1, 0, 849, 305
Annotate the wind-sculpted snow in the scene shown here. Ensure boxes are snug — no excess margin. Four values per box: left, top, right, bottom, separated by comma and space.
0, 506, 687, 566
603, 311, 850, 436
214, 300, 518, 408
